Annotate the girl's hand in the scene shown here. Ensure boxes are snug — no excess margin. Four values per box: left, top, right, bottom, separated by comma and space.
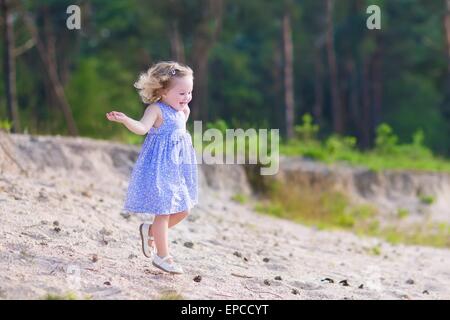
106, 111, 128, 124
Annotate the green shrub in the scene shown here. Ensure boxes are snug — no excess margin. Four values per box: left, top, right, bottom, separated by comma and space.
254, 202, 284, 217
231, 193, 248, 204
419, 194, 435, 205
375, 123, 399, 154
397, 208, 410, 219
325, 135, 357, 161
370, 245, 382, 256
279, 118, 450, 173
0, 119, 12, 132
294, 113, 319, 142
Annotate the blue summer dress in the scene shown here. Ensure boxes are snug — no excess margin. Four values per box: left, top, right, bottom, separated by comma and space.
123, 101, 198, 215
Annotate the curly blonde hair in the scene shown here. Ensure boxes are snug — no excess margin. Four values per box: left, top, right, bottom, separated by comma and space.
134, 61, 194, 104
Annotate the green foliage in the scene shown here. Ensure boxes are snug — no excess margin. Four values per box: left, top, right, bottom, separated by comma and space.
0, 119, 12, 132
66, 57, 141, 140
254, 202, 284, 217
4, 0, 450, 160
418, 194, 435, 205
253, 176, 379, 231
231, 193, 248, 204
325, 135, 357, 161
397, 208, 409, 219
375, 123, 398, 154
384, 72, 447, 152
294, 113, 319, 142
412, 129, 425, 147
377, 223, 450, 248
281, 118, 450, 173
369, 245, 382, 256
254, 176, 450, 248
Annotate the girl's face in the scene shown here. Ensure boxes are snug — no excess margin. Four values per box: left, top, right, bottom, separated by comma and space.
162, 76, 193, 111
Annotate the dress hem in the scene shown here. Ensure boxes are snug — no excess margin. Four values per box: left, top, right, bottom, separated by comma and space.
122, 202, 198, 216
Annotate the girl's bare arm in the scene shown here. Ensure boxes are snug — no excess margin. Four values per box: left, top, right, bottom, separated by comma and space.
106, 104, 160, 135
182, 105, 190, 122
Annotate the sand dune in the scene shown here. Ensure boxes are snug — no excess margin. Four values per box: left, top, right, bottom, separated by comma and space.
0, 134, 449, 299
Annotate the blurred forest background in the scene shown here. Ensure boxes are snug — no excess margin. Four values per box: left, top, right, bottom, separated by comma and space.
1, 0, 450, 167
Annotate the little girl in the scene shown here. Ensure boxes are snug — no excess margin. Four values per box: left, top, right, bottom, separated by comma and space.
106, 61, 198, 274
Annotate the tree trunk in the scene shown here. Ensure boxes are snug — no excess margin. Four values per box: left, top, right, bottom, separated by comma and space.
443, 0, 450, 132
371, 33, 383, 135
346, 59, 359, 136
169, 20, 185, 63
22, 6, 78, 136
167, 0, 185, 63
445, 0, 450, 74
282, 8, 295, 140
326, 0, 344, 134
191, 42, 209, 120
361, 56, 371, 148
190, 0, 223, 121
272, 47, 283, 129
1, 0, 21, 133
313, 50, 324, 127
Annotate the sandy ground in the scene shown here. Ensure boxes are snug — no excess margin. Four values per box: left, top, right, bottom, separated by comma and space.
0, 134, 449, 300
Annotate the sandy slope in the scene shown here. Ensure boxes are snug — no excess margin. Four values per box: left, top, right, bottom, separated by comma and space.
0, 134, 449, 300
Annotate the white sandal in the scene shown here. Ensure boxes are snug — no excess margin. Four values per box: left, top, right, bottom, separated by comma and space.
152, 254, 184, 274
139, 223, 155, 258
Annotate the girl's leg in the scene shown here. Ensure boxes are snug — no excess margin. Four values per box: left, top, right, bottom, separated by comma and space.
152, 215, 170, 258
168, 210, 189, 228
147, 210, 188, 245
